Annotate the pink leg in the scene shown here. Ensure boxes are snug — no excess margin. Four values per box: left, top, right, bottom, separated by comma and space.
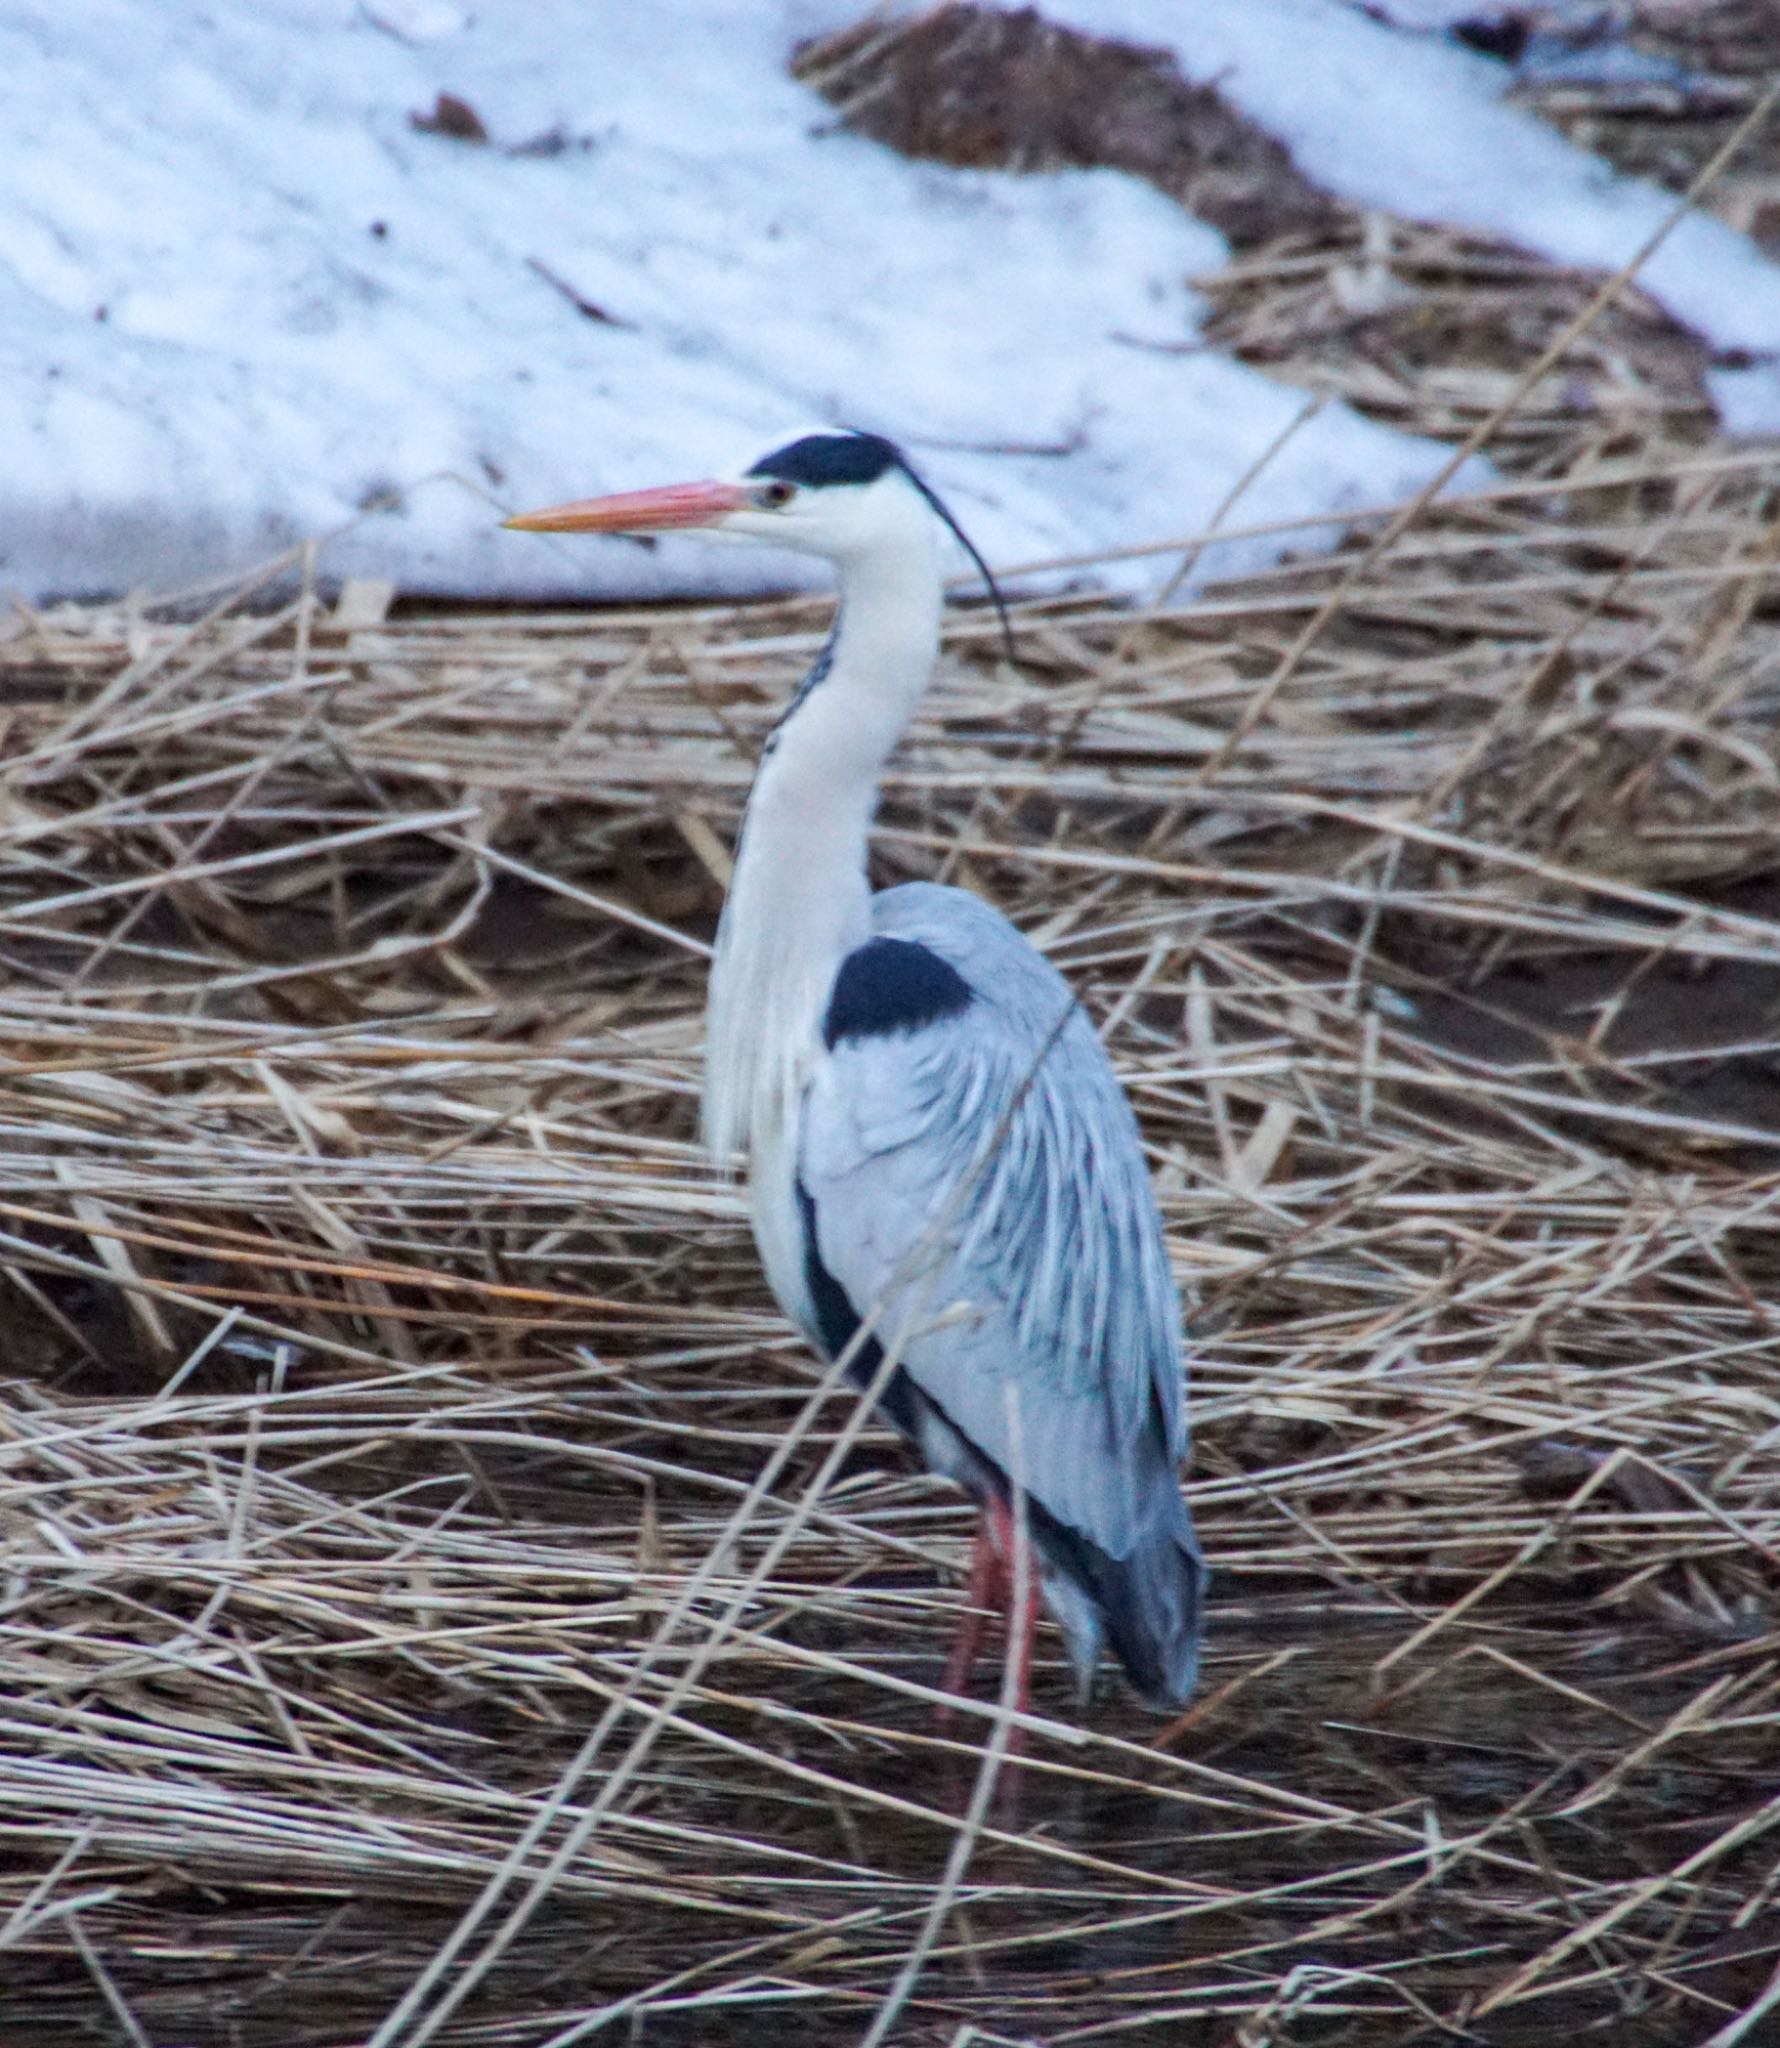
940, 1516, 1007, 1710
1006, 1536, 1038, 1723
987, 1497, 1039, 1761
939, 1500, 1041, 1777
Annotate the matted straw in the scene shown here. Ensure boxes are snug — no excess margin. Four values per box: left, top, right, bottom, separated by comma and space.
4, 101, 1780, 2048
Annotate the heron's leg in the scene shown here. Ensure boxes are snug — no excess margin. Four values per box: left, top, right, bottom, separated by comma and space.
1006, 1524, 1038, 1725
990, 1497, 1038, 1761
939, 1515, 1007, 1710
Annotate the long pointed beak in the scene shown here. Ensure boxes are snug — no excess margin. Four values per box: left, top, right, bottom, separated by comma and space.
502, 479, 751, 534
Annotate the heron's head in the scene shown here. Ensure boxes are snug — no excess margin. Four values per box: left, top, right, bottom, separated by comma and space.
507, 428, 960, 569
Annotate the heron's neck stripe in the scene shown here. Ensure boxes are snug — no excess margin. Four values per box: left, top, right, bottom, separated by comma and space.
763, 623, 839, 755
823, 936, 972, 1048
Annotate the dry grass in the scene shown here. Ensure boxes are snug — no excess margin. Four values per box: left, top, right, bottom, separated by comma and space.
4, 34, 1780, 2041
3, 423, 1779, 2044
1513, 2, 1780, 258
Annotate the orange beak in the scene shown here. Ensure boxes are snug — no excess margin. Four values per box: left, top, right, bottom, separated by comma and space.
502, 479, 751, 534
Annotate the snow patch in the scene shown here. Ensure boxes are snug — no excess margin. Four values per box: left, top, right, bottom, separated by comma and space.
1, 0, 1775, 604
1707, 363, 1780, 442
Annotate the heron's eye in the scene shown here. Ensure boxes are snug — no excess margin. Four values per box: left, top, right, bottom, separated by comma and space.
755, 479, 796, 510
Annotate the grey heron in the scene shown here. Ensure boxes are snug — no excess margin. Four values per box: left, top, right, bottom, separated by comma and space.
507, 429, 1204, 1717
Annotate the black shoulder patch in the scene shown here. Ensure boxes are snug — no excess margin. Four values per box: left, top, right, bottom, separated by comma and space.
824, 936, 972, 1048
746, 430, 904, 489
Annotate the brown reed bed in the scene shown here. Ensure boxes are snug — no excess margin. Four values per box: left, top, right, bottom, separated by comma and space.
1, 412, 1777, 2046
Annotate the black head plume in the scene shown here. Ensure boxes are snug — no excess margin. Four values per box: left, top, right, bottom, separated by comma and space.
747, 430, 902, 489
747, 428, 1016, 662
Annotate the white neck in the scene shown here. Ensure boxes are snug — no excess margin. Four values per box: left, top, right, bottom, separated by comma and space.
703, 530, 943, 1174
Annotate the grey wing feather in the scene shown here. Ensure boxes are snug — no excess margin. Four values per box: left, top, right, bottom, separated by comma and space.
798, 882, 1191, 1565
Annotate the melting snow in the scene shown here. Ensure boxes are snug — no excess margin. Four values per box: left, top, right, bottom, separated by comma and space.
1, 0, 1774, 605
1046, 0, 1780, 356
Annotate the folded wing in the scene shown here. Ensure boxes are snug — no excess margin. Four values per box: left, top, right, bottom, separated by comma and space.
797, 883, 1204, 1703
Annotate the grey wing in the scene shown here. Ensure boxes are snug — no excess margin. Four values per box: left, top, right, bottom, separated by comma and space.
798, 884, 1191, 1567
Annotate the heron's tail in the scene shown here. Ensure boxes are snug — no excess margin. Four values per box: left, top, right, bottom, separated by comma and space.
1083, 1500, 1206, 1710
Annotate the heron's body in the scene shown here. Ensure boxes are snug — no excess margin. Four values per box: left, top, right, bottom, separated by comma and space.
509, 429, 1204, 1709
